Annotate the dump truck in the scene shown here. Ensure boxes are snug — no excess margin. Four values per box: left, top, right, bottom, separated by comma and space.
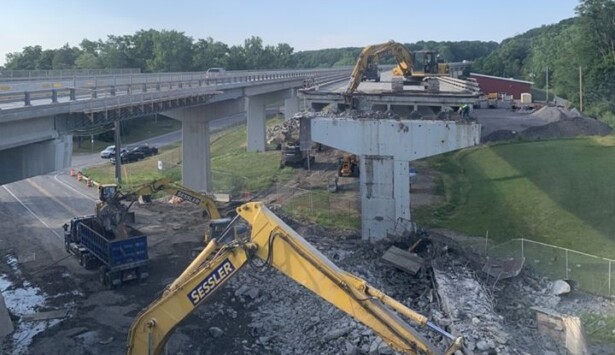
63, 215, 149, 289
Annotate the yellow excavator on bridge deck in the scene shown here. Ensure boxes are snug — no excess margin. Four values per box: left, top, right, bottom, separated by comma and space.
126, 202, 463, 355
346, 41, 450, 98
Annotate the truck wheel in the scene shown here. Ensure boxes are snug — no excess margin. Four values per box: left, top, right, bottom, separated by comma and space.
99, 266, 109, 287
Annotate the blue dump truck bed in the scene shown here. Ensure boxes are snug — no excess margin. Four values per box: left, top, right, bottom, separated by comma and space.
64, 215, 149, 288
77, 221, 148, 268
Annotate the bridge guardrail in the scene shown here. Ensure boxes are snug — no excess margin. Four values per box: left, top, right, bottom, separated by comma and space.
0, 67, 352, 109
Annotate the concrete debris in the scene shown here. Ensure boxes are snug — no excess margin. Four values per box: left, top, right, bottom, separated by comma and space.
208, 326, 224, 338
381, 246, 424, 275
532, 307, 590, 355
22, 308, 69, 321
482, 256, 525, 279
266, 116, 300, 146
0, 293, 13, 337
551, 280, 571, 296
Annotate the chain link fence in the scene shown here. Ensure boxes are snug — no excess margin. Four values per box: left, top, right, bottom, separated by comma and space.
489, 239, 614, 298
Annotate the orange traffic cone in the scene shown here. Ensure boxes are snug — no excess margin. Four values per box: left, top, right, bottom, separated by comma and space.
77, 172, 82, 181
86, 178, 93, 187
69, 168, 75, 177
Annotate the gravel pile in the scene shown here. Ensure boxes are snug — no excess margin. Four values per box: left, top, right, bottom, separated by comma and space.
483, 106, 612, 142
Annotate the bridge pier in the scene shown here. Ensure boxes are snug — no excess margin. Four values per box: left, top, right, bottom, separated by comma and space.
284, 88, 300, 120
0, 135, 72, 185
311, 117, 481, 241
165, 99, 244, 192
246, 95, 267, 152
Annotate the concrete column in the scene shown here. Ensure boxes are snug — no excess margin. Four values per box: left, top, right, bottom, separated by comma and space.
247, 95, 266, 152
284, 88, 300, 120
393, 159, 412, 233
360, 155, 396, 241
182, 118, 211, 192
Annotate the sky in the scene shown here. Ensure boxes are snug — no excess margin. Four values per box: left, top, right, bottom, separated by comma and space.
0, 0, 581, 66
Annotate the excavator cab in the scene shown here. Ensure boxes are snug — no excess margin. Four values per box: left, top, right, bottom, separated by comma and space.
99, 184, 119, 203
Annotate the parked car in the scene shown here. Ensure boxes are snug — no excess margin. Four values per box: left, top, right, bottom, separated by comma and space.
100, 145, 127, 159
205, 67, 226, 79
110, 150, 141, 165
131, 144, 158, 157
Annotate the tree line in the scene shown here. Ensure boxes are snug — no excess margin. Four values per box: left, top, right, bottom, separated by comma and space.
2, 30, 496, 73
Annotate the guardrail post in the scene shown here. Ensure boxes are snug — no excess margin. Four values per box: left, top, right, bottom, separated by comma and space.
51, 89, 58, 103
24, 91, 31, 106
178, 82, 183, 89
110, 86, 116, 96
156, 82, 161, 91
142, 83, 147, 93
69, 88, 76, 101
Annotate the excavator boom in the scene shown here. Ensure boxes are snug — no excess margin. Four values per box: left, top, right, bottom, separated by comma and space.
129, 178, 222, 219
126, 202, 462, 355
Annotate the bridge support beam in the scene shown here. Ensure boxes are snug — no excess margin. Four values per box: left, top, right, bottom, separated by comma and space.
284, 88, 300, 119
311, 117, 481, 241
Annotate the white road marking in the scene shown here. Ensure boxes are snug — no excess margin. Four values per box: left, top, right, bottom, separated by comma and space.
1, 185, 63, 240
53, 174, 97, 202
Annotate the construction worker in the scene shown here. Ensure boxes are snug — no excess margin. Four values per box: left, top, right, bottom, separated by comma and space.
459, 104, 470, 119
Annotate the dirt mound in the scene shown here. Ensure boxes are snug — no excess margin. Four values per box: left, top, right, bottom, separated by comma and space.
522, 116, 612, 139
483, 129, 519, 142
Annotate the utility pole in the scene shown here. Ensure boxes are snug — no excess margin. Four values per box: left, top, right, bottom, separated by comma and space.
114, 121, 122, 185
545, 66, 549, 105
579, 65, 583, 112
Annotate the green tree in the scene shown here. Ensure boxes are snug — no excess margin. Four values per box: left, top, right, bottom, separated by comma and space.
146, 30, 194, 72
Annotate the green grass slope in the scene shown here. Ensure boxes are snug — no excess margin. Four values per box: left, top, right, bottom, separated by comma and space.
415, 136, 615, 257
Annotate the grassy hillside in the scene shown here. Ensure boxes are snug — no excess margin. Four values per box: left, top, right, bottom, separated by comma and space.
415, 136, 615, 257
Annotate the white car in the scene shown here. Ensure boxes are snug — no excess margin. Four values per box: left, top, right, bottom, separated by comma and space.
100, 145, 127, 159
205, 67, 226, 79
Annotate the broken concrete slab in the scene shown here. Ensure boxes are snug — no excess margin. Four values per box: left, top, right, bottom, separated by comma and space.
551, 280, 571, 296
482, 256, 525, 279
381, 246, 424, 275
532, 307, 590, 355
22, 308, 69, 321
0, 293, 14, 337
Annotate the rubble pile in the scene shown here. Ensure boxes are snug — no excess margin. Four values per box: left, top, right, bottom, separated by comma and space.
484, 106, 612, 142
199, 229, 452, 355
266, 117, 300, 146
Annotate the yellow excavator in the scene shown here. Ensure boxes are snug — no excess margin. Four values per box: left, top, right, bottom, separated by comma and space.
97, 179, 236, 245
126, 202, 463, 355
346, 41, 449, 98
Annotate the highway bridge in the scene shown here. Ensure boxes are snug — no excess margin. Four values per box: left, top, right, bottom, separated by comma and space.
0, 68, 351, 186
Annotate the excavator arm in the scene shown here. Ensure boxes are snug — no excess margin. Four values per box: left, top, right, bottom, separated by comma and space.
126, 202, 462, 355
128, 178, 222, 219
346, 41, 415, 97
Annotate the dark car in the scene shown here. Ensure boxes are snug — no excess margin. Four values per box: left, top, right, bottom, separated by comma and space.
132, 144, 158, 157
110, 150, 142, 165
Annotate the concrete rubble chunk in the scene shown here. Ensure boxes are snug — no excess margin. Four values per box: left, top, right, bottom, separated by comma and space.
551, 280, 571, 296
208, 326, 224, 338
0, 293, 14, 338
324, 326, 352, 341
532, 307, 590, 355
381, 246, 424, 275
